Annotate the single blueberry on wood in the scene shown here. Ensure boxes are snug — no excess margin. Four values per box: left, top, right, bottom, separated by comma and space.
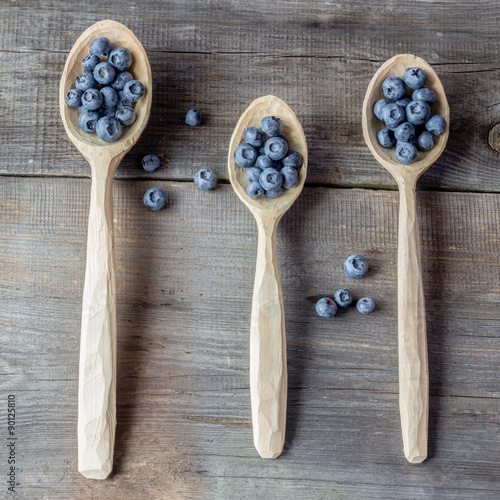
344, 255, 369, 279
100, 86, 118, 108
316, 298, 337, 318
194, 169, 218, 190
82, 53, 100, 72
394, 122, 416, 143
123, 80, 146, 102
90, 37, 111, 57
142, 154, 161, 172
256, 155, 277, 169
185, 108, 202, 126
281, 150, 303, 169
75, 71, 96, 91
357, 298, 376, 314
234, 143, 258, 168
143, 188, 167, 211
334, 289, 353, 308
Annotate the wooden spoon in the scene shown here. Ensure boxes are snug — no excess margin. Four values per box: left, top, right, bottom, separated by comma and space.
228, 95, 308, 458
59, 20, 152, 479
362, 54, 449, 463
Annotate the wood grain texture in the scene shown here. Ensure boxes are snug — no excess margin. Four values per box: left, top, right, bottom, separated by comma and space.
0, 177, 499, 498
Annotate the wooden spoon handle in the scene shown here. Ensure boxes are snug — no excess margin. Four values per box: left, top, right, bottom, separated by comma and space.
249, 217, 287, 459
78, 164, 117, 479
397, 180, 429, 464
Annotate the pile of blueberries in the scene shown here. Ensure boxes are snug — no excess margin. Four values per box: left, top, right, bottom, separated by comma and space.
234, 116, 303, 199
316, 255, 376, 318
374, 67, 447, 164
65, 36, 146, 143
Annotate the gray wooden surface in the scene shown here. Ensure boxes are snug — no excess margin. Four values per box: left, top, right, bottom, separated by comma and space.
1, 0, 500, 499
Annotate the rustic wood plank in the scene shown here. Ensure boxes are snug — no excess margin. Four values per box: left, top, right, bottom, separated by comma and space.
1, 177, 499, 498
0, 1, 500, 191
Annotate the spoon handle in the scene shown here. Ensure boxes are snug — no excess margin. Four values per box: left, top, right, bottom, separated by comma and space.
78, 162, 118, 479
397, 180, 429, 464
250, 216, 287, 458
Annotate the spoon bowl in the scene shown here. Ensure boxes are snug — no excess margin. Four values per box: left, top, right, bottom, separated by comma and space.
228, 95, 307, 458
362, 54, 449, 464
59, 20, 151, 480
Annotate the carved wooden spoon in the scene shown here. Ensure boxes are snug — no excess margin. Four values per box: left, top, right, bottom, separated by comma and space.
362, 54, 449, 463
228, 96, 308, 458
59, 20, 152, 479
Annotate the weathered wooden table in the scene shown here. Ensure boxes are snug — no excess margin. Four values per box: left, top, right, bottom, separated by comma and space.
1, 1, 499, 499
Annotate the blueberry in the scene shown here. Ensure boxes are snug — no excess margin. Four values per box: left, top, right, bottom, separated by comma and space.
258, 145, 266, 156
412, 88, 436, 104
117, 91, 132, 109
100, 106, 117, 117
90, 37, 111, 57
417, 131, 435, 150
245, 166, 263, 183
115, 106, 136, 126
378, 128, 396, 148
394, 122, 416, 143
82, 53, 100, 72
404, 67, 427, 90
185, 108, 202, 126
143, 188, 167, 211
247, 181, 264, 199
244, 127, 267, 147
264, 136, 288, 161
316, 297, 337, 318
395, 97, 411, 109
281, 166, 298, 189
96, 116, 122, 143
194, 169, 217, 190
405, 100, 432, 126
281, 150, 303, 169
108, 47, 133, 71
123, 80, 146, 102
382, 76, 406, 101
381, 103, 405, 130
78, 110, 101, 133
93, 62, 115, 85
256, 155, 277, 169
344, 255, 369, 279
75, 71, 96, 91
357, 298, 375, 314
334, 289, 353, 308
395, 141, 418, 164
234, 143, 258, 168
425, 115, 447, 136
142, 154, 161, 172
100, 86, 118, 108
65, 88, 82, 107
78, 105, 86, 113
259, 167, 283, 191
374, 98, 391, 120
265, 186, 283, 198
81, 88, 103, 111
111, 71, 133, 91
260, 116, 282, 137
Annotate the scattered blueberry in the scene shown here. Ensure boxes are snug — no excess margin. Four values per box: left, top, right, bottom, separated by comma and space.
115, 106, 136, 126
403, 67, 427, 89
395, 97, 411, 109
142, 154, 161, 172
93, 62, 115, 85
90, 37, 111, 57
425, 115, 447, 136
405, 100, 432, 126
374, 98, 391, 120
186, 108, 202, 126
78, 110, 101, 133
256, 155, 277, 169
245, 166, 263, 183
344, 255, 369, 279
264, 136, 288, 161
194, 169, 218, 190
111, 71, 133, 91
108, 47, 132, 71
394, 122, 416, 143
281, 166, 299, 189
378, 128, 396, 148
244, 127, 267, 147
412, 88, 436, 104
75, 71, 96, 91
259, 167, 283, 191
143, 188, 167, 211
81, 88, 103, 111
234, 143, 258, 168
82, 53, 100, 72
65, 89, 82, 108
260, 116, 282, 137
395, 141, 418, 164
96, 116, 122, 142
381, 103, 405, 130
334, 289, 353, 308
247, 181, 264, 199
123, 80, 146, 102
265, 186, 283, 198
417, 131, 435, 150
316, 297, 338, 318
382, 76, 406, 101
281, 150, 303, 169
100, 86, 118, 108
357, 298, 375, 314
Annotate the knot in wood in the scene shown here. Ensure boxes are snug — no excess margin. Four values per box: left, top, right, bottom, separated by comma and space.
488, 123, 500, 154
